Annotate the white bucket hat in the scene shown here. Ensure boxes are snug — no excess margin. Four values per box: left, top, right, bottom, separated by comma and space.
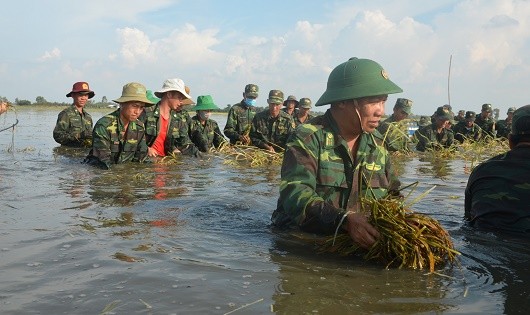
155, 78, 193, 101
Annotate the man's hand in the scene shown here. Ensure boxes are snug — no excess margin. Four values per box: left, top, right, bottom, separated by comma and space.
147, 147, 158, 157
345, 211, 379, 249
239, 134, 250, 145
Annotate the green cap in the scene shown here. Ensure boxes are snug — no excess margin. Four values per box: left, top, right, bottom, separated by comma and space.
192, 95, 220, 111
434, 106, 453, 121
395, 98, 413, 115
507, 106, 517, 114
245, 84, 259, 98
315, 57, 402, 106
267, 90, 284, 104
283, 95, 299, 107
146, 90, 160, 104
511, 104, 530, 135
481, 103, 493, 112
465, 111, 476, 120
113, 82, 155, 106
299, 97, 312, 109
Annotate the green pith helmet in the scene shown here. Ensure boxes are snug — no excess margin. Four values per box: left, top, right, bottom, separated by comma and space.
192, 95, 220, 111
315, 57, 402, 106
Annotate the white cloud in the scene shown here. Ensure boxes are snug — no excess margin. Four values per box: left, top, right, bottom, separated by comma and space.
39, 48, 61, 61
117, 27, 154, 67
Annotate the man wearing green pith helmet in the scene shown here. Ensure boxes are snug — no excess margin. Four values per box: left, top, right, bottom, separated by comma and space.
272, 57, 402, 250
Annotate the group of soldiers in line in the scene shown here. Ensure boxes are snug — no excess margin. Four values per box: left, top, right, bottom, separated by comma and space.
377, 98, 517, 153
52, 80, 315, 168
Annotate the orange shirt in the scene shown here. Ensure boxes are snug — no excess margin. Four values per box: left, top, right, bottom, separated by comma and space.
151, 115, 169, 156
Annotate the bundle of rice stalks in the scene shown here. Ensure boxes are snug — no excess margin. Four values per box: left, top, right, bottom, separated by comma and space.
320, 185, 460, 272
215, 141, 283, 167
456, 137, 509, 166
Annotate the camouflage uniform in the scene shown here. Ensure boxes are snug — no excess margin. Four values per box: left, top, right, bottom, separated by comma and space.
377, 115, 410, 152
464, 145, 530, 233
85, 109, 148, 169
53, 105, 93, 147
272, 110, 400, 233
475, 104, 496, 137
496, 107, 516, 139
452, 121, 482, 143
223, 101, 256, 144
465, 105, 530, 234
141, 104, 196, 155
189, 115, 225, 152
415, 124, 454, 152
250, 109, 294, 151
294, 112, 315, 126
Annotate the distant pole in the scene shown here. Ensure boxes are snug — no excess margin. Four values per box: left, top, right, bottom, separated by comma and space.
447, 54, 452, 106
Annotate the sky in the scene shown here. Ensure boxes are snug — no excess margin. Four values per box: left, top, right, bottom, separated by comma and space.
1, 0, 530, 116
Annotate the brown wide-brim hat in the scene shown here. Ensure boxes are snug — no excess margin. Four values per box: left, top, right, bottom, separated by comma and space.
181, 86, 196, 106
66, 81, 95, 99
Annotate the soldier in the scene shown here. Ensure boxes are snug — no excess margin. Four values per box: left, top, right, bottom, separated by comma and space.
272, 57, 402, 250
282, 95, 299, 116
377, 98, 413, 152
142, 78, 199, 158
496, 107, 516, 139
189, 95, 226, 152
415, 106, 455, 152
475, 103, 496, 137
452, 111, 482, 143
465, 105, 530, 234
294, 97, 315, 126
454, 110, 466, 123
84, 82, 154, 169
53, 82, 94, 147
223, 84, 258, 145
249, 90, 294, 152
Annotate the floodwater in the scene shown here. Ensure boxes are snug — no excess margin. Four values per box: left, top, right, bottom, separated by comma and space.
0, 107, 529, 314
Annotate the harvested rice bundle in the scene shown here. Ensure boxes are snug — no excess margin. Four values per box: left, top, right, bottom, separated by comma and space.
215, 142, 283, 167
321, 189, 460, 272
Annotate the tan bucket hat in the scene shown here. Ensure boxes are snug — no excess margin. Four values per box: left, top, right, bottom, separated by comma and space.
113, 82, 155, 106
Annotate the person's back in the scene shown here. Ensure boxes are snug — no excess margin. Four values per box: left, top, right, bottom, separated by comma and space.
465, 105, 530, 234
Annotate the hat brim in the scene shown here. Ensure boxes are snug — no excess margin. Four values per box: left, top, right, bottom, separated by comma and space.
283, 100, 299, 107
113, 96, 155, 107
66, 91, 95, 99
315, 80, 403, 106
192, 103, 220, 111
154, 88, 192, 101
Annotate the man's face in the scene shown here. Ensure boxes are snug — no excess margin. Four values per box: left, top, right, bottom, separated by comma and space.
285, 101, 296, 110
166, 91, 185, 111
465, 119, 474, 127
436, 117, 449, 129
393, 107, 409, 121
353, 95, 387, 132
268, 102, 282, 118
120, 101, 146, 122
72, 93, 89, 108
481, 110, 491, 118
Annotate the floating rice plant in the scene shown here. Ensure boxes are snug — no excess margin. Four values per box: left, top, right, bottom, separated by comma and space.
320, 183, 460, 272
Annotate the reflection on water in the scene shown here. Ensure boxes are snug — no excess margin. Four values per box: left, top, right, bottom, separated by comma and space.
0, 108, 529, 314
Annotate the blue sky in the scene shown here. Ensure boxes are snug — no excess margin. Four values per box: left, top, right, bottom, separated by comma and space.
1, 0, 529, 116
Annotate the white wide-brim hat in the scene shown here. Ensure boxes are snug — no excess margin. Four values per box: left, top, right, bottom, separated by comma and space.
155, 78, 193, 101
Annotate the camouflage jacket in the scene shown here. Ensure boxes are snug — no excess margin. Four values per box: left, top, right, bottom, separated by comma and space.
465, 145, 530, 234
85, 109, 148, 169
250, 110, 294, 151
294, 113, 315, 126
141, 104, 194, 155
223, 101, 256, 144
189, 115, 226, 152
475, 115, 496, 137
452, 121, 483, 143
53, 105, 93, 147
496, 119, 512, 139
376, 115, 411, 152
415, 124, 454, 152
272, 110, 400, 234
